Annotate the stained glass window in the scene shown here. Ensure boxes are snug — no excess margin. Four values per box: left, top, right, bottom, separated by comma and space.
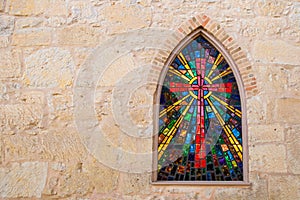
157, 35, 243, 182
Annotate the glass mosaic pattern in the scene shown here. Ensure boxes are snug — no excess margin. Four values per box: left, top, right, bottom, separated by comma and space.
157, 35, 243, 181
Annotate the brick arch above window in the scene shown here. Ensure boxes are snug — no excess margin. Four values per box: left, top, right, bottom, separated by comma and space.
148, 14, 258, 99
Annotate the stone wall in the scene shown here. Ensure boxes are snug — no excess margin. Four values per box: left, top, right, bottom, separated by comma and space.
0, 0, 299, 199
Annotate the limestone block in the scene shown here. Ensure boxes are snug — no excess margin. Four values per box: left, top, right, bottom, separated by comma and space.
283, 2, 300, 45
255, 0, 292, 17
0, 15, 14, 35
3, 127, 87, 162
119, 133, 152, 153
12, 28, 51, 47
68, 1, 97, 24
56, 25, 100, 46
72, 47, 94, 69
254, 65, 288, 95
45, 16, 66, 28
8, 0, 37, 15
47, 92, 74, 122
288, 67, 300, 97
15, 17, 44, 29
249, 124, 284, 144
24, 48, 74, 88
129, 85, 152, 127
286, 125, 300, 174
249, 143, 287, 173
0, 162, 48, 198
253, 40, 300, 65
8, 0, 67, 16
275, 98, 300, 124
0, 138, 2, 164
95, 87, 113, 121
268, 175, 300, 200
246, 96, 266, 124
0, 81, 21, 103
19, 90, 44, 105
90, 0, 110, 7
97, 55, 136, 87
239, 19, 258, 37
44, 159, 119, 197
0, 0, 4, 11
102, 3, 151, 33
239, 17, 287, 37
117, 173, 151, 195
98, 115, 121, 146
86, 160, 119, 194
163, 186, 214, 199
0, 36, 9, 47
0, 49, 21, 79
131, 49, 160, 66
0, 104, 43, 134
52, 165, 94, 197
214, 174, 268, 199
44, 0, 68, 16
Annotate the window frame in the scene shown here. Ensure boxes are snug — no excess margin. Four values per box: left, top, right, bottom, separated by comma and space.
152, 28, 250, 186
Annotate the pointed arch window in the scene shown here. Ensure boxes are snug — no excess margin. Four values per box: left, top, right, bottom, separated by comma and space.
154, 30, 248, 184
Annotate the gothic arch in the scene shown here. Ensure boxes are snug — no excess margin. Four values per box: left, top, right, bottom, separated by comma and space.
152, 15, 254, 185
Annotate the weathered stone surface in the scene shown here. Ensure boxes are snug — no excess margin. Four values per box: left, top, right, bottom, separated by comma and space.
283, 2, 300, 45
275, 98, 300, 124
45, 16, 66, 27
44, 159, 118, 197
249, 143, 287, 173
246, 96, 266, 124
0, 162, 47, 198
8, 0, 67, 16
15, 17, 44, 29
56, 25, 100, 46
0, 138, 2, 164
268, 175, 300, 200
71, 48, 94, 69
45, 162, 93, 197
163, 186, 214, 199
3, 126, 87, 162
68, 1, 97, 24
288, 67, 300, 97
8, 0, 37, 15
101, 3, 151, 33
0, 49, 21, 79
0, 104, 43, 134
129, 85, 152, 127
0, 82, 20, 103
47, 91, 74, 123
0, 0, 4, 11
95, 87, 113, 121
249, 123, 284, 144
0, 15, 14, 35
97, 55, 136, 87
253, 40, 300, 65
255, 0, 292, 17
239, 17, 287, 37
215, 174, 268, 200
286, 125, 300, 174
12, 28, 51, 46
254, 65, 288, 95
117, 173, 151, 195
19, 90, 44, 105
0, 36, 9, 47
24, 48, 74, 88
86, 159, 119, 194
